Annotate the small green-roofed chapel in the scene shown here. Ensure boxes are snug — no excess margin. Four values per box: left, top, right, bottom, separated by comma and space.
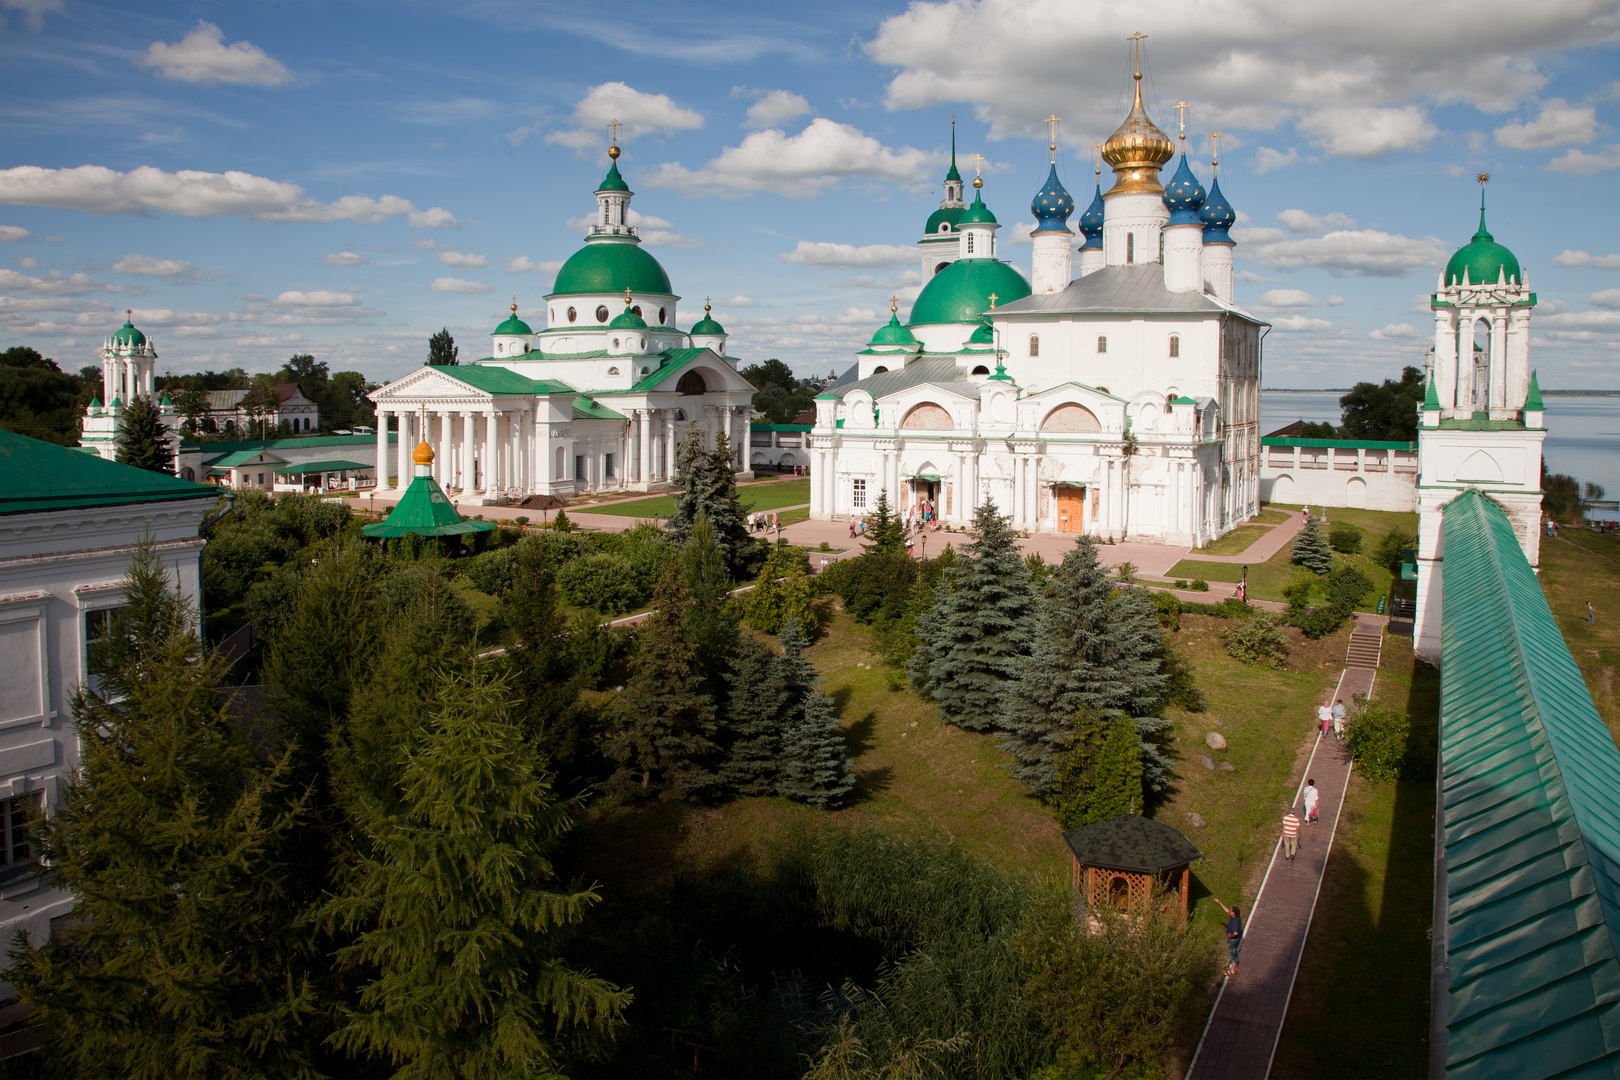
362, 440, 494, 539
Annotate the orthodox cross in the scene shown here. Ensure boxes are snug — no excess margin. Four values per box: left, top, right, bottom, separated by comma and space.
1044, 114, 1061, 162
624, 287, 633, 309
607, 118, 622, 144
988, 293, 998, 309
1128, 31, 1147, 74
971, 152, 985, 182
1173, 101, 1189, 149
889, 294, 899, 314
1210, 131, 1222, 175
1092, 141, 1103, 179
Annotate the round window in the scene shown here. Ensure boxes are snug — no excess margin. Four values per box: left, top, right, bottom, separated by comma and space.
567, 307, 577, 323
658, 307, 667, 325
596, 305, 610, 323
940, 222, 951, 232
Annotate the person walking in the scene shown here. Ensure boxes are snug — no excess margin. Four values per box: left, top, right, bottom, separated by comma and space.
1218, 901, 1243, 976
1332, 698, 1347, 740
1589, 600, 1597, 624
1282, 807, 1301, 860
1303, 778, 1320, 826
1318, 702, 1333, 738
849, 520, 857, 539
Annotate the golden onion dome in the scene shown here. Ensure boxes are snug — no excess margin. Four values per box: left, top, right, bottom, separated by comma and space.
1101, 71, 1174, 197
413, 440, 435, 466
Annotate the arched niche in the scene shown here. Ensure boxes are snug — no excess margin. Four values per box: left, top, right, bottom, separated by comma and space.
676, 370, 708, 396
900, 402, 953, 430
1040, 402, 1102, 433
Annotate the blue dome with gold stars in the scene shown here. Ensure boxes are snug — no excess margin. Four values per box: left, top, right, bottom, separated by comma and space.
1199, 177, 1235, 243
1162, 155, 1206, 226
1077, 183, 1105, 250
1030, 164, 1075, 234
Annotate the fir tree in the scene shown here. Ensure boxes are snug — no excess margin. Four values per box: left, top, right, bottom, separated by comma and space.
10, 545, 319, 1078
773, 618, 856, 807
606, 565, 720, 798
863, 488, 905, 556
717, 636, 789, 796
742, 542, 817, 635
328, 664, 629, 1078
680, 510, 740, 705
999, 536, 1170, 795
666, 428, 752, 577
501, 538, 594, 790
114, 394, 174, 474
427, 327, 459, 366
906, 499, 1039, 731
1290, 519, 1334, 575
1050, 708, 1143, 830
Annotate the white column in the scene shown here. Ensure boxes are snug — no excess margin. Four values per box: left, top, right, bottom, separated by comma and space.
483, 410, 497, 491
666, 412, 679, 480
1490, 309, 1509, 411
395, 412, 410, 492
810, 445, 823, 516
376, 411, 389, 489
461, 411, 476, 493
638, 410, 652, 484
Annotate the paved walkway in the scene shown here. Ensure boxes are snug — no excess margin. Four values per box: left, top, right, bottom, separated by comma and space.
1187, 660, 1375, 1080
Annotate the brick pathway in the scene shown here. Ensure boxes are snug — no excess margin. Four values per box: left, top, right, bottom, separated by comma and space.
1187, 662, 1375, 1080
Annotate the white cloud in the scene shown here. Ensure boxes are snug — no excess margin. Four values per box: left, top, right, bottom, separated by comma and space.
1254, 147, 1299, 173
561, 208, 706, 249
779, 241, 918, 268
322, 251, 371, 267
1277, 209, 1356, 234
0, 226, 31, 242
1546, 144, 1620, 174
0, 165, 429, 224
112, 254, 200, 278
1552, 250, 1620, 269
2, 0, 62, 32
1494, 99, 1596, 149
1369, 323, 1422, 339
1256, 288, 1320, 310
0, 268, 99, 295
726, 295, 757, 307
275, 290, 356, 307
407, 207, 460, 228
649, 119, 938, 198
1004, 221, 1036, 246
134, 21, 292, 88
506, 256, 562, 276
546, 82, 704, 153
1234, 269, 1280, 284
14, 256, 37, 268
742, 90, 812, 129
410, 239, 439, 250
1590, 288, 1620, 309
1269, 315, 1335, 332
1296, 106, 1437, 158
1537, 309, 1620, 331
437, 250, 489, 269
1237, 227, 1448, 277
428, 277, 492, 294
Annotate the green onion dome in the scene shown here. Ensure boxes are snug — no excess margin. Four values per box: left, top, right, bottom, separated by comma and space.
907, 258, 1030, 325
109, 315, 147, 348
1445, 205, 1521, 286
959, 189, 998, 226
690, 300, 725, 335
924, 205, 965, 235
608, 305, 648, 330
548, 241, 673, 297
493, 302, 531, 335
597, 155, 630, 194
868, 310, 919, 347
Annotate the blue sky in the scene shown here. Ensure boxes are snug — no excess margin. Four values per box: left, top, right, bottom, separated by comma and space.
2, 0, 1618, 388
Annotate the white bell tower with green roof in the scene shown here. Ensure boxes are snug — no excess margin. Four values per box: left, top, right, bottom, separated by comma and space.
79, 311, 181, 468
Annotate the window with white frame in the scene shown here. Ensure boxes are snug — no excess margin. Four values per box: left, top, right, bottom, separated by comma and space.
1169, 335, 1180, 358
1097, 335, 1107, 354
1029, 334, 1040, 357
852, 478, 867, 508
575, 454, 586, 481
0, 602, 48, 726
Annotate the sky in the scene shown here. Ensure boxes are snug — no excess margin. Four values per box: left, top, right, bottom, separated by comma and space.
2, 0, 1618, 390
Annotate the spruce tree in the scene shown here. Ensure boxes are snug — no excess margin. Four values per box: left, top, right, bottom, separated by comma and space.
10, 545, 319, 1078
114, 394, 174, 474
1050, 708, 1143, 830
427, 327, 458, 366
717, 636, 789, 796
501, 537, 594, 790
606, 564, 720, 798
1290, 519, 1334, 575
680, 510, 741, 705
328, 664, 629, 1078
999, 536, 1170, 795
906, 499, 1039, 731
863, 488, 905, 556
774, 618, 856, 807
666, 429, 752, 577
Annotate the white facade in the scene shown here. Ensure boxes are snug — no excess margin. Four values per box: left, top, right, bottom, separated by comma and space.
1261, 440, 1419, 512
79, 314, 182, 467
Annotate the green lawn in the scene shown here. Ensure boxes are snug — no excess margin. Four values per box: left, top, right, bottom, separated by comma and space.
1537, 530, 1620, 745
1253, 507, 1292, 525
572, 477, 812, 517
1273, 634, 1439, 1079
1196, 524, 1272, 555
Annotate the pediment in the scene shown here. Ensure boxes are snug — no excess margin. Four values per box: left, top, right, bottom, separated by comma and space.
642, 350, 756, 395
877, 380, 979, 405
1025, 380, 1124, 405
372, 366, 493, 403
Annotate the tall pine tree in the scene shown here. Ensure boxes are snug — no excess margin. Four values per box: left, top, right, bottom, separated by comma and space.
717, 636, 789, 796
114, 394, 174, 474
999, 536, 1170, 795
906, 499, 1039, 731
1050, 708, 1143, 830
327, 664, 629, 1078
773, 618, 856, 807
606, 564, 720, 798
666, 428, 752, 576
427, 327, 459, 366
9, 544, 320, 1078
680, 510, 741, 705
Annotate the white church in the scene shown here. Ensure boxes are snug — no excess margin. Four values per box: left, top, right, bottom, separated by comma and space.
804, 65, 1264, 546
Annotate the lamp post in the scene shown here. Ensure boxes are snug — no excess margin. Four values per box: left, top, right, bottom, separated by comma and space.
921, 534, 927, 561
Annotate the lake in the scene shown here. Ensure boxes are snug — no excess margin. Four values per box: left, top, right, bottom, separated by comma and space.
1260, 391, 1620, 503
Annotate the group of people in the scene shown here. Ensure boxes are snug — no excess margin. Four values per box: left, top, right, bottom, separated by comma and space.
1317, 698, 1347, 740
748, 511, 781, 536
1280, 776, 1322, 863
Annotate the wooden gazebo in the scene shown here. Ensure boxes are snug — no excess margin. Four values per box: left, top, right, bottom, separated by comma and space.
1062, 814, 1203, 922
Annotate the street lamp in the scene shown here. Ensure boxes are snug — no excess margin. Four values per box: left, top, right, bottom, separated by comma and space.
920, 534, 927, 560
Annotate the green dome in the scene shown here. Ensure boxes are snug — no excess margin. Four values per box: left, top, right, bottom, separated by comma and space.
597, 158, 630, 193
691, 315, 725, 335
959, 191, 997, 226
110, 318, 146, 347
493, 309, 532, 335
924, 206, 964, 235
907, 258, 1030, 326
608, 306, 647, 330
966, 319, 993, 345
1445, 209, 1520, 286
548, 240, 673, 297
868, 312, 918, 347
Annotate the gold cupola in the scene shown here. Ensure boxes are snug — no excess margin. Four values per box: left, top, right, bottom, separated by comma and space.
1101, 43, 1174, 197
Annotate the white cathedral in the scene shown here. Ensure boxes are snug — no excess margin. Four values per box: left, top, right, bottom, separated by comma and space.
805, 67, 1263, 545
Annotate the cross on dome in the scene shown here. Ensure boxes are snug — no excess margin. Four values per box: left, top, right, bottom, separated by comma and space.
1211, 130, 1222, 174
1174, 101, 1189, 150
607, 118, 622, 160
988, 293, 998, 308
971, 152, 985, 189
889, 294, 899, 313
1045, 115, 1062, 162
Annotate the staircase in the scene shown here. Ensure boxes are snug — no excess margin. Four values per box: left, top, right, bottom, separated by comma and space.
1345, 623, 1383, 669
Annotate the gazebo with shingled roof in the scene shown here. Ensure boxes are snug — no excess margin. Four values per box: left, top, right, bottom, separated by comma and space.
1063, 814, 1203, 921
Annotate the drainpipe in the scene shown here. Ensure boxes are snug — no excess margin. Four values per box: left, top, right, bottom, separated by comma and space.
200, 490, 237, 533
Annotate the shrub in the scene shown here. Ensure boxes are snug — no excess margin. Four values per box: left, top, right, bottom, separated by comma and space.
1114, 561, 1137, 584
743, 544, 818, 636
1024, 552, 1052, 585
1174, 579, 1187, 589
1190, 578, 1209, 592
1282, 569, 1317, 614
1152, 591, 1182, 631
1329, 522, 1362, 554
1345, 694, 1411, 780
458, 546, 519, 597
512, 516, 529, 528
1324, 565, 1373, 610
1224, 611, 1289, 668
1376, 526, 1415, 574
558, 553, 645, 614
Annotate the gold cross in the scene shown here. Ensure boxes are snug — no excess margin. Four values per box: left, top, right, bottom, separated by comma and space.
1210, 130, 1222, 174
889, 294, 899, 313
1045, 114, 1061, 161
971, 152, 985, 178
624, 287, 633, 308
1093, 141, 1103, 177
1174, 101, 1189, 146
1476, 171, 1490, 185
607, 118, 622, 144
988, 293, 998, 309
1128, 31, 1148, 74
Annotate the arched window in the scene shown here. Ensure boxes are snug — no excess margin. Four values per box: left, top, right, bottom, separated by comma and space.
1126, 233, 1135, 264
640, 367, 650, 376
607, 366, 619, 375
567, 306, 578, 323
639, 338, 646, 350
496, 342, 504, 354
595, 305, 610, 323
1169, 335, 1180, 358
676, 370, 707, 396
872, 365, 889, 374
611, 339, 619, 350
900, 402, 953, 430
1109, 875, 1131, 912
971, 365, 990, 375
658, 307, 667, 325
966, 233, 976, 254
1028, 334, 1040, 357
935, 262, 950, 275
1097, 335, 1107, 354
631, 305, 642, 318
549, 308, 555, 322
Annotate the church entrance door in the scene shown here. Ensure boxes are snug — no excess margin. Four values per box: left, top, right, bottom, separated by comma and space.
1056, 484, 1085, 533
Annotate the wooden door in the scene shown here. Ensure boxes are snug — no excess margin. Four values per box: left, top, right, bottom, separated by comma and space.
1056, 484, 1085, 533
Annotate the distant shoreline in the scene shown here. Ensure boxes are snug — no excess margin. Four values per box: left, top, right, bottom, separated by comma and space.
1262, 388, 1619, 396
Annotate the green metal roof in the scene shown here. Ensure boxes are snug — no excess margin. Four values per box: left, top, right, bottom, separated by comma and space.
1446, 205, 1521, 287
109, 318, 147, 347
573, 397, 627, 421
198, 448, 288, 469
1261, 436, 1417, 450
0, 428, 219, 516
434, 366, 575, 396
1438, 488, 1620, 1079
924, 206, 964, 235
596, 159, 630, 194
361, 474, 495, 538
750, 423, 812, 432
1526, 370, 1544, 410
271, 459, 370, 474
192, 433, 397, 458
547, 240, 672, 298
493, 312, 532, 336
908, 257, 1030, 326
607, 306, 647, 330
